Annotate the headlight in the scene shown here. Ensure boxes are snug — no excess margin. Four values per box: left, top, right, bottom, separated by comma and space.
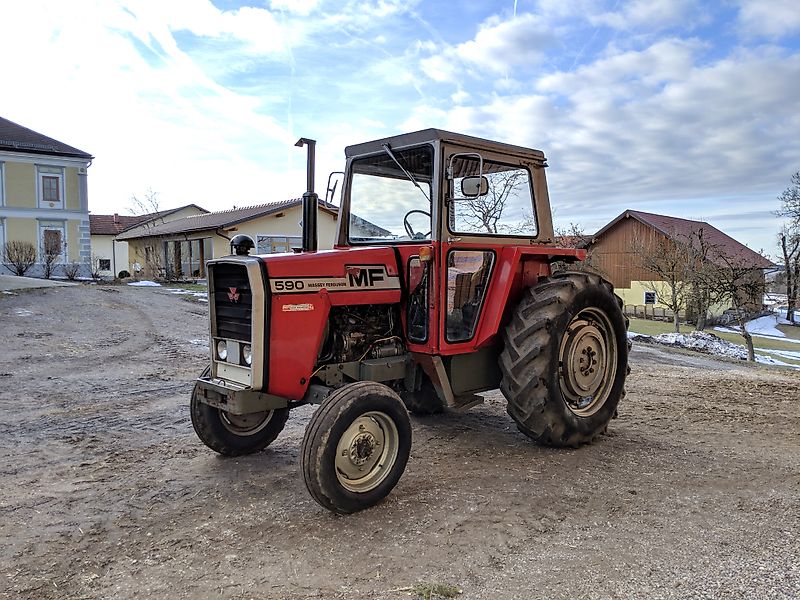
216, 340, 228, 361
242, 344, 252, 366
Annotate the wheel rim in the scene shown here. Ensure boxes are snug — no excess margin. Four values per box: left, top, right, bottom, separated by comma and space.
335, 411, 399, 493
220, 410, 274, 436
558, 307, 618, 417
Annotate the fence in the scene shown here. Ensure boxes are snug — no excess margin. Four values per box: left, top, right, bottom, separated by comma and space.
624, 305, 686, 321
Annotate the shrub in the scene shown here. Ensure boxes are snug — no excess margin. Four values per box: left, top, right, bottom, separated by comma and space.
63, 263, 82, 280
3, 241, 37, 276
118, 270, 131, 279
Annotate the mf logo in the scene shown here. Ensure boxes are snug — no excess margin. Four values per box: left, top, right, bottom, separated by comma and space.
227, 287, 240, 302
347, 267, 385, 287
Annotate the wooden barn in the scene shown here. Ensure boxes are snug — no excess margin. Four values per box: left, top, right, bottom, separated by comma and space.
587, 209, 774, 317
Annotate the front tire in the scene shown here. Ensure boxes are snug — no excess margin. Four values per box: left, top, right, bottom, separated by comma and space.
190, 366, 289, 456
302, 381, 412, 514
499, 272, 628, 447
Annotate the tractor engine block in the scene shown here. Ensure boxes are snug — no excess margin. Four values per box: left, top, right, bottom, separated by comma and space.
319, 305, 403, 365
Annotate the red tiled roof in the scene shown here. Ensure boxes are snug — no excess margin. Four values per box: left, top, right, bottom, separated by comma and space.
90, 214, 151, 235
90, 204, 209, 236
593, 210, 774, 269
0, 115, 92, 159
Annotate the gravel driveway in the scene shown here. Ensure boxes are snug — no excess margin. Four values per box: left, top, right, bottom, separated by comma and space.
1, 285, 798, 599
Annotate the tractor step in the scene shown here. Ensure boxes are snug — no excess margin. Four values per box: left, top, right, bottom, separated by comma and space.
450, 394, 484, 411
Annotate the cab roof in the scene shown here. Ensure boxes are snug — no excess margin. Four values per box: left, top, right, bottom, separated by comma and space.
344, 128, 547, 162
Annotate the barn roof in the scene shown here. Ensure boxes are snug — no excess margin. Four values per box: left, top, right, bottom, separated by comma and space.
593, 209, 774, 269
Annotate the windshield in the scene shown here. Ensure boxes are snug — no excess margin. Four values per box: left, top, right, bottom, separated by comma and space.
348, 145, 433, 243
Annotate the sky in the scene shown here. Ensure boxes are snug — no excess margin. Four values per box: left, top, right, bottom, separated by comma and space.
1, 0, 799, 256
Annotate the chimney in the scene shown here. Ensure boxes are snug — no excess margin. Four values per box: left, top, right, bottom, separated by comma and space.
113, 213, 119, 224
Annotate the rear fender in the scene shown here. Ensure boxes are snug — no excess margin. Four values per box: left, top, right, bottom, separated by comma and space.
468, 246, 583, 350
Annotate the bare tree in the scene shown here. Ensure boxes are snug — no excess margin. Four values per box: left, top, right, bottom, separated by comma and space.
90, 254, 104, 282
128, 188, 168, 280
706, 250, 768, 362
778, 227, 799, 323
552, 223, 604, 276
776, 172, 800, 323
634, 233, 693, 333
460, 171, 525, 234
3, 241, 37, 276
683, 227, 722, 331
41, 231, 65, 279
128, 187, 161, 216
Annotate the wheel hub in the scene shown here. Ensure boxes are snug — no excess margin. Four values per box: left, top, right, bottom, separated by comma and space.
335, 412, 398, 493
349, 431, 377, 466
559, 308, 617, 416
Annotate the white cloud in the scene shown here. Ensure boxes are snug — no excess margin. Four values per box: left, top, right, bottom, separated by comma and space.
590, 0, 697, 30
0, 0, 297, 215
408, 36, 800, 250
736, 0, 800, 38
130, 0, 289, 56
270, 0, 320, 17
456, 14, 553, 71
420, 13, 553, 82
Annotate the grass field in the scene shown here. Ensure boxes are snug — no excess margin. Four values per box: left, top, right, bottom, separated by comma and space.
165, 283, 206, 292
628, 317, 800, 367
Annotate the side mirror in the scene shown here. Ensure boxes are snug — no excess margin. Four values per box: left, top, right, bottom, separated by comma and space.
461, 175, 489, 197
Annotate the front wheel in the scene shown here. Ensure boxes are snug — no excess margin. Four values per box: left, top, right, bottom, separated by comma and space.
301, 381, 412, 514
499, 272, 628, 447
190, 366, 289, 456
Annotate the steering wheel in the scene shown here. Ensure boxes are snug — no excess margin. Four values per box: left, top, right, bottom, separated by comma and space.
403, 210, 432, 240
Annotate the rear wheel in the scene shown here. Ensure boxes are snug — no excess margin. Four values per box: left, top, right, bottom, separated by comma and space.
499, 272, 628, 447
190, 366, 289, 456
302, 381, 412, 514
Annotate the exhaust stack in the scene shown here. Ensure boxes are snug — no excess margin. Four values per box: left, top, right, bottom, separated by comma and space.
295, 137, 318, 252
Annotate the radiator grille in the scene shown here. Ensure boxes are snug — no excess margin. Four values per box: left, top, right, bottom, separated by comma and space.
211, 263, 252, 342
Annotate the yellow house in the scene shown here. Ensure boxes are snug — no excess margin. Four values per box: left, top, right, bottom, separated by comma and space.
89, 204, 207, 278
0, 116, 93, 277
116, 198, 349, 280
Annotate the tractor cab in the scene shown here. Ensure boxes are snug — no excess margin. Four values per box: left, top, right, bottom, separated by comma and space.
334, 130, 569, 357
190, 129, 627, 514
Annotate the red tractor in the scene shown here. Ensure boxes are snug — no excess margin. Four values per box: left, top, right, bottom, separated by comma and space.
191, 129, 628, 514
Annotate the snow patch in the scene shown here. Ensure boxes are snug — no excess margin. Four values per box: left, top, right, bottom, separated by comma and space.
714, 315, 787, 338
775, 307, 800, 324
166, 288, 208, 302
632, 331, 799, 369
641, 331, 751, 360
128, 280, 162, 287
745, 315, 787, 337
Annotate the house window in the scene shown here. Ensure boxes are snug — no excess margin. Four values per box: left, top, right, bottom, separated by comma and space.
39, 222, 66, 262
99, 258, 111, 271
644, 291, 656, 305
257, 235, 301, 254
0, 162, 5, 206
37, 166, 65, 209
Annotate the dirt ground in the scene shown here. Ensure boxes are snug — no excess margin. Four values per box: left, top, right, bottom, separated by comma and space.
1, 285, 798, 600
